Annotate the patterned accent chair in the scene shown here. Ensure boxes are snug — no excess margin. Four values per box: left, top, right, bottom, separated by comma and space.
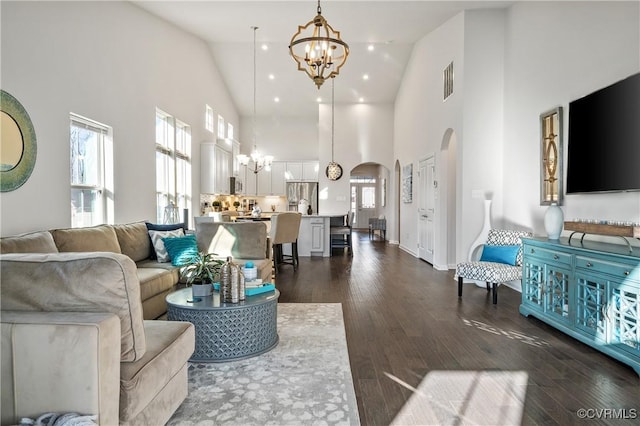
455, 229, 533, 304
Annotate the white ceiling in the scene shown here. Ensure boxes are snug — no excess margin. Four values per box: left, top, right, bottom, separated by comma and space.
132, 1, 515, 119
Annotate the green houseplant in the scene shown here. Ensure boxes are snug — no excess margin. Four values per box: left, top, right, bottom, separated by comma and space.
211, 200, 222, 212
181, 252, 224, 297
233, 201, 241, 211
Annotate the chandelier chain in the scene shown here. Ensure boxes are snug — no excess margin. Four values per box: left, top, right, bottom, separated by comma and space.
252, 26, 257, 149
331, 77, 335, 162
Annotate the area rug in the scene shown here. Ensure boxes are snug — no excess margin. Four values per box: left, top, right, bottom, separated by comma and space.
167, 303, 361, 426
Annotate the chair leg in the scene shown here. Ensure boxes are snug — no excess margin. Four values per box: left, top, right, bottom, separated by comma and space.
458, 276, 463, 298
492, 283, 498, 304
273, 244, 280, 275
293, 241, 298, 270
485, 282, 490, 291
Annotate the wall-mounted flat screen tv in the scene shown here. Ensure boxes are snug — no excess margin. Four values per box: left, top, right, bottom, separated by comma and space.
566, 72, 640, 194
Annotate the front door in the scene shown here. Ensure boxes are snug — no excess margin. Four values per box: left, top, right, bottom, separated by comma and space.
351, 180, 376, 229
418, 156, 435, 264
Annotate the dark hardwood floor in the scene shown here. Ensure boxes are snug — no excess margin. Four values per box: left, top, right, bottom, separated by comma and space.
274, 231, 640, 425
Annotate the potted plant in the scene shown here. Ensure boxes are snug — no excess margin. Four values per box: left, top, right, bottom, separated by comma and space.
211, 200, 222, 212
181, 252, 224, 297
233, 201, 241, 211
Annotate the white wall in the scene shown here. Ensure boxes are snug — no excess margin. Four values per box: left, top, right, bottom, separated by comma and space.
1, 1, 238, 236
238, 115, 318, 161
394, 12, 467, 260
395, 2, 640, 267
503, 1, 640, 236
318, 103, 395, 217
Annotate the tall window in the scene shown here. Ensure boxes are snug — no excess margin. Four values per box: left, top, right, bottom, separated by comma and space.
217, 115, 225, 139
70, 114, 113, 228
227, 122, 234, 141
156, 109, 192, 224
205, 104, 214, 133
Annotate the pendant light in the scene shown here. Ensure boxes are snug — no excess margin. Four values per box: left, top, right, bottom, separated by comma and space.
237, 26, 273, 174
325, 77, 343, 181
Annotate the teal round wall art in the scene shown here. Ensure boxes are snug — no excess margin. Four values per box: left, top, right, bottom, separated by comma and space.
1, 90, 37, 192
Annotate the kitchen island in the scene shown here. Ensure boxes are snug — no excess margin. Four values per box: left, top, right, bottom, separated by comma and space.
293, 214, 346, 257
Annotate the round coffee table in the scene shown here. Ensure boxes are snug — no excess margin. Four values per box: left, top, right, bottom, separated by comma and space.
166, 287, 279, 362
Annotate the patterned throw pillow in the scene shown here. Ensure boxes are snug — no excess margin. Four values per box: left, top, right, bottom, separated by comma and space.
163, 234, 198, 266
148, 229, 184, 262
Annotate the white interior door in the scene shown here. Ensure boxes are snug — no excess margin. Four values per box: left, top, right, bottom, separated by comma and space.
418, 156, 435, 263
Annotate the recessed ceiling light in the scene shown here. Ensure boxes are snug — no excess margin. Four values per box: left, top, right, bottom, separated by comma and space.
367, 44, 375, 52
359, 97, 364, 103
261, 44, 268, 51
363, 74, 369, 80
274, 97, 280, 103
268, 74, 275, 80
316, 97, 322, 103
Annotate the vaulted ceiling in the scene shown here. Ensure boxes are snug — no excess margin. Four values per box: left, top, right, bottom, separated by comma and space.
133, 1, 515, 119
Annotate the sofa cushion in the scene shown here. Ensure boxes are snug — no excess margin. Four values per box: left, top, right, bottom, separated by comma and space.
136, 267, 178, 304
51, 225, 121, 254
148, 229, 184, 262
119, 320, 194, 422
113, 221, 151, 262
0, 231, 59, 254
0, 252, 146, 362
196, 222, 268, 260
163, 234, 198, 266
145, 223, 186, 259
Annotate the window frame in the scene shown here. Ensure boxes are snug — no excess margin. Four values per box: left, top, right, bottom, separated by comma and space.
70, 113, 113, 228
155, 108, 192, 225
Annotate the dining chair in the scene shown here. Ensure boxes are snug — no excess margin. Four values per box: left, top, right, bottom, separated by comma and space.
269, 212, 302, 276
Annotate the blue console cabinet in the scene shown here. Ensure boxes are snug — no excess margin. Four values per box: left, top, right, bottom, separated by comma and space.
520, 237, 640, 375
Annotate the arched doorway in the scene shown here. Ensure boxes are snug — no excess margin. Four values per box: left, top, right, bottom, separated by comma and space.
440, 129, 458, 269
350, 162, 391, 231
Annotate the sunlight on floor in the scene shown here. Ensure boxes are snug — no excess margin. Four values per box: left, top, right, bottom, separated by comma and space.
388, 370, 528, 425
462, 318, 550, 348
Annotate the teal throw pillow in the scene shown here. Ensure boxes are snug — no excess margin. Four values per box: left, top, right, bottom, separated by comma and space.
162, 234, 198, 266
479, 244, 520, 266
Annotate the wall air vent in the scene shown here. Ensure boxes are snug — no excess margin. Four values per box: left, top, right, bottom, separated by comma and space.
443, 61, 454, 101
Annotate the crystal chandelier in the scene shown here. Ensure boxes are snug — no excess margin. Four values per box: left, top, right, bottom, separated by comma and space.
289, 0, 349, 89
325, 77, 343, 181
237, 26, 273, 174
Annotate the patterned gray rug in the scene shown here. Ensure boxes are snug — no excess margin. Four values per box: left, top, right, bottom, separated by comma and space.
167, 303, 360, 426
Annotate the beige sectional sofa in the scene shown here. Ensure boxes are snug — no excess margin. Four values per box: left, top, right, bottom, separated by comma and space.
0, 220, 275, 425
195, 220, 272, 283
0, 221, 182, 319
0, 251, 195, 425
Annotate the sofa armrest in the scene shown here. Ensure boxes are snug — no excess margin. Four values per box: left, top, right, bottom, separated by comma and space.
0, 252, 146, 362
1, 311, 120, 426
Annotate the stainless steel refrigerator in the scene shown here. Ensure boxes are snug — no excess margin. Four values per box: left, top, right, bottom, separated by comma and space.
286, 182, 319, 214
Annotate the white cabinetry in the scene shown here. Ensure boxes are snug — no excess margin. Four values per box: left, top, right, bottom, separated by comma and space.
285, 162, 302, 181
303, 161, 319, 181
285, 161, 319, 182
310, 218, 325, 252
256, 168, 272, 195
232, 141, 241, 177
244, 169, 257, 196
201, 143, 231, 194
270, 162, 286, 195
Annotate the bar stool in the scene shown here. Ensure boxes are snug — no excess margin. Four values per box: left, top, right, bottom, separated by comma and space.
269, 212, 302, 276
330, 211, 354, 255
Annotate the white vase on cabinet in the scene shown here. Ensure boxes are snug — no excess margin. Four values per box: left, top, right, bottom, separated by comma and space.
544, 203, 564, 240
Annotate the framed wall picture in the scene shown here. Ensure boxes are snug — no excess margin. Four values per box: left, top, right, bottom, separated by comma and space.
402, 164, 413, 203
1, 90, 37, 192
540, 106, 563, 205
